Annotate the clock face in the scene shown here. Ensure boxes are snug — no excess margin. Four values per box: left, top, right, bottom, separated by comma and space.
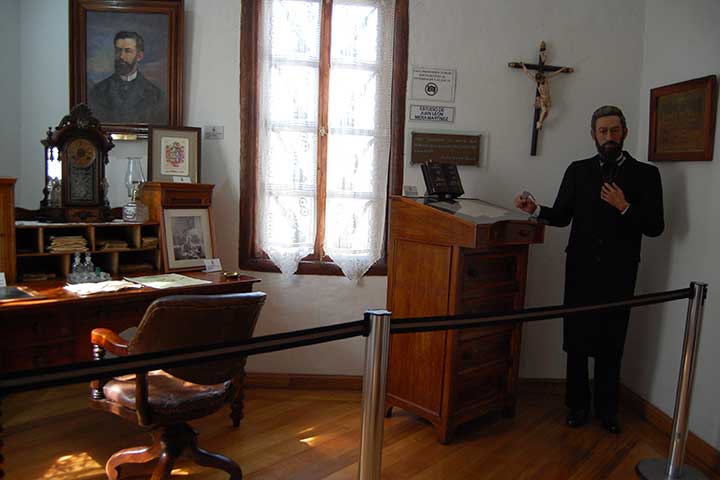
67, 138, 97, 169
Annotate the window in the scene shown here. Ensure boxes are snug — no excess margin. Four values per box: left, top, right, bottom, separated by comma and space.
240, 0, 408, 280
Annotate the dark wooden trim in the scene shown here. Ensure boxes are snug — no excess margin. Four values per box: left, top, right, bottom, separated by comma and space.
69, 0, 184, 136
245, 372, 363, 391
239, 0, 261, 267
389, 0, 409, 198
314, 0, 333, 260
238, 0, 408, 276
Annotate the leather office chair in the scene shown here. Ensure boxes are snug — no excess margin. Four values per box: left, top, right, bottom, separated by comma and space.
89, 292, 266, 480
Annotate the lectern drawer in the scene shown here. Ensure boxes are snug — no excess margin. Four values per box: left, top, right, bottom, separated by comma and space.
462, 254, 517, 288
490, 222, 541, 244
457, 332, 512, 370
162, 189, 212, 207
455, 362, 507, 410
457, 295, 515, 316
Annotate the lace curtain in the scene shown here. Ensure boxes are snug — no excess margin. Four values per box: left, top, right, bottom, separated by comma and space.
257, 0, 396, 280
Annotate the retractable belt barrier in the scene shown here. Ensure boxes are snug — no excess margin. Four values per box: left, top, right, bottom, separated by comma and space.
0, 282, 708, 480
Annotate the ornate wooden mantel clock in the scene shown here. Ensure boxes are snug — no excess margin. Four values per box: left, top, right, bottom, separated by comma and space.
40, 104, 115, 222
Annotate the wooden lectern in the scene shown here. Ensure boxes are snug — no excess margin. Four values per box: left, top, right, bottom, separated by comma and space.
386, 196, 545, 443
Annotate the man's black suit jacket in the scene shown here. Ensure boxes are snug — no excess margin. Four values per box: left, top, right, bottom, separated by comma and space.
538, 152, 664, 356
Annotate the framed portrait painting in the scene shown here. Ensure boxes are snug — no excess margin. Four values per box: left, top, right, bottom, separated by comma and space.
148, 126, 201, 182
70, 0, 184, 136
649, 75, 717, 162
163, 208, 215, 272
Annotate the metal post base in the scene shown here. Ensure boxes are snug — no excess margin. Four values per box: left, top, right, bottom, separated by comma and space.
636, 459, 708, 480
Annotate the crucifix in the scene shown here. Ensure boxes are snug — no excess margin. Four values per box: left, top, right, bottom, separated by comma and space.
509, 41, 574, 156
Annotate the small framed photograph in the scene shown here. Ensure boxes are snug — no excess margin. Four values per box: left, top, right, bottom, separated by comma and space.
649, 75, 717, 162
148, 126, 202, 182
163, 208, 215, 271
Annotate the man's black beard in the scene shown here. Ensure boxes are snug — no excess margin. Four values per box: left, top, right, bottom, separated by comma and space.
596, 140, 623, 164
115, 59, 136, 77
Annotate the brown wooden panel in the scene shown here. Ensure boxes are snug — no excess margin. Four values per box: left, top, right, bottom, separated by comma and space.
0, 314, 73, 346
4, 341, 76, 371
456, 295, 515, 315
162, 188, 212, 207
454, 361, 507, 410
490, 221, 544, 245
457, 332, 512, 371
462, 253, 517, 288
387, 239, 452, 415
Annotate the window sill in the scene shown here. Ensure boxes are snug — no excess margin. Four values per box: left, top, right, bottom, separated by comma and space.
239, 257, 387, 276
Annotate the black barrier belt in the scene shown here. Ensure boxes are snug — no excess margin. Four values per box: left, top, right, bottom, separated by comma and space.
0, 319, 367, 395
0, 287, 692, 395
390, 287, 691, 334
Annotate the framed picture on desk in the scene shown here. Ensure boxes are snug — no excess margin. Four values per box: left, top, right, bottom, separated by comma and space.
163, 208, 215, 271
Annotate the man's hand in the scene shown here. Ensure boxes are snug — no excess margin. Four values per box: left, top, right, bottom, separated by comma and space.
514, 194, 537, 214
601, 183, 630, 212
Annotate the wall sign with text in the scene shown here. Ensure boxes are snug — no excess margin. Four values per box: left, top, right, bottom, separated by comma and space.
410, 105, 455, 123
410, 67, 456, 102
411, 132, 481, 166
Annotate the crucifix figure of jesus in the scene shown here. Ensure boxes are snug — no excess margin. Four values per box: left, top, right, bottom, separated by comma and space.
509, 41, 574, 155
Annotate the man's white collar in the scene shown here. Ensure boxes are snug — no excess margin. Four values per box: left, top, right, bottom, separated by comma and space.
119, 71, 138, 82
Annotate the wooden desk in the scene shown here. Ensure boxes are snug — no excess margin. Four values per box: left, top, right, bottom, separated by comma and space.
0, 272, 260, 373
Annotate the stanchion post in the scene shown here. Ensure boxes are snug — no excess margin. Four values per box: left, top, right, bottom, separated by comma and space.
637, 282, 708, 480
357, 309, 391, 480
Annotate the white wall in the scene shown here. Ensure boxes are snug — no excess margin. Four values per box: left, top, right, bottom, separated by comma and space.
17, 0, 69, 208
405, 0, 646, 379
0, 0, 20, 180
623, 0, 720, 450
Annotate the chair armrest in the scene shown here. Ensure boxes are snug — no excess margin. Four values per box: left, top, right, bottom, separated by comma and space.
91, 328, 129, 357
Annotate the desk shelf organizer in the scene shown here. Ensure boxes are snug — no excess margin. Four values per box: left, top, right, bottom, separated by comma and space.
15, 222, 161, 282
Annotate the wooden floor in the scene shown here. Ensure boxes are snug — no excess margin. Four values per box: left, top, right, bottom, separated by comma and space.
3, 383, 717, 479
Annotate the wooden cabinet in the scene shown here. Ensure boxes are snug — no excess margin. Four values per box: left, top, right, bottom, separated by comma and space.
142, 182, 215, 272
386, 196, 545, 443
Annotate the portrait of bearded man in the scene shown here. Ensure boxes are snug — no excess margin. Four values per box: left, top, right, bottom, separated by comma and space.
87, 30, 168, 125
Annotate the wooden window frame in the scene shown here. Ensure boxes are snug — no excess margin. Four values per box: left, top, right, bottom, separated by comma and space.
239, 0, 408, 276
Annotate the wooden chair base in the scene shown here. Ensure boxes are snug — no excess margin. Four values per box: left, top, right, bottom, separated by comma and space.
106, 423, 242, 480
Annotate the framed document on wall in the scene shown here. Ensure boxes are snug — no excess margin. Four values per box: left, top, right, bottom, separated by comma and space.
649, 75, 717, 162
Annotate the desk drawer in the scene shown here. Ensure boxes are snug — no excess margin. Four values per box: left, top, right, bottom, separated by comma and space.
4, 341, 76, 371
0, 314, 73, 346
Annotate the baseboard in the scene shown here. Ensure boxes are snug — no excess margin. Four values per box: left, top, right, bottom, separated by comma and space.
245, 372, 363, 390
243, 373, 719, 474
619, 384, 720, 475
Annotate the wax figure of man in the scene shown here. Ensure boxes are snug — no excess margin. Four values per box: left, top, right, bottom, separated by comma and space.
514, 105, 664, 433
88, 31, 168, 125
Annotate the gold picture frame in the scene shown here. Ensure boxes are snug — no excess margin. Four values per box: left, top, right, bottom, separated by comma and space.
649, 75, 717, 162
